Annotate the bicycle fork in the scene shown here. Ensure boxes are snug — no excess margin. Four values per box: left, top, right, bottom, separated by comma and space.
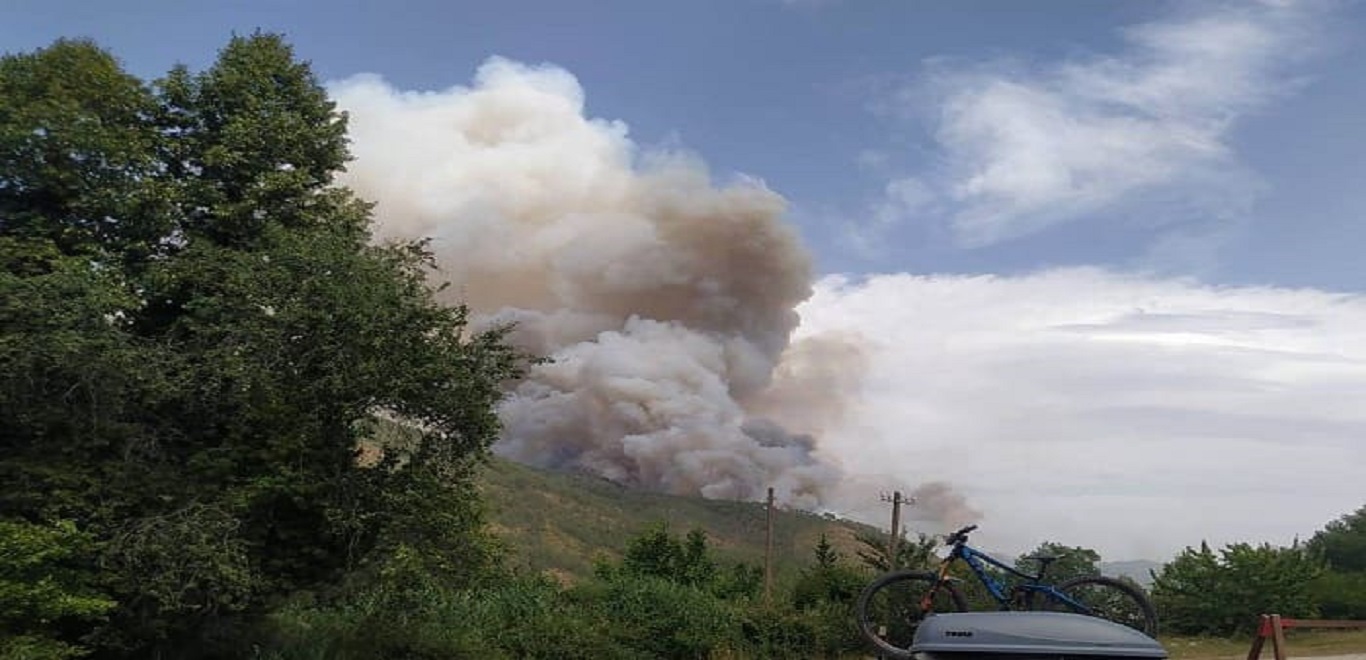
919, 560, 957, 613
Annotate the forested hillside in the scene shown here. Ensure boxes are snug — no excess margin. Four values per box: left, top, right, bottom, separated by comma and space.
479, 456, 882, 582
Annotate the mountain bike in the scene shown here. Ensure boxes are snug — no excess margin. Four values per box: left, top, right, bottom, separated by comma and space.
855, 524, 1158, 658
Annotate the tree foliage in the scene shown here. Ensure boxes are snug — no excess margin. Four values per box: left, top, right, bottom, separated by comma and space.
596, 523, 761, 601
1306, 503, 1366, 619
0, 519, 115, 659
1307, 504, 1366, 573
1, 34, 522, 656
1151, 541, 1322, 635
792, 533, 869, 610
1016, 541, 1101, 584
617, 524, 718, 587
854, 530, 938, 573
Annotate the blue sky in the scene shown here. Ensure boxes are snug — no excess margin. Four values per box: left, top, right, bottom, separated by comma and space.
10, 0, 1363, 284
7, 1, 1366, 559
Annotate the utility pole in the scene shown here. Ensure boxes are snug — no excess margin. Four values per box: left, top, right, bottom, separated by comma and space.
880, 491, 914, 570
764, 487, 775, 602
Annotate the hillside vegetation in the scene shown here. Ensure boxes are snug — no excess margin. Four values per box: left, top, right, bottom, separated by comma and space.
479, 456, 1167, 586
479, 456, 883, 583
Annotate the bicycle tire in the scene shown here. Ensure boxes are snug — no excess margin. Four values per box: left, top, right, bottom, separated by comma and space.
855, 571, 968, 659
1034, 575, 1158, 636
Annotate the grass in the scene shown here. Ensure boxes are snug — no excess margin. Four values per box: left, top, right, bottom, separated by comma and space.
1164, 629, 1366, 659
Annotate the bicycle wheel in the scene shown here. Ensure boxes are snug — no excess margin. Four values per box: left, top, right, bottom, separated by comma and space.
1035, 575, 1158, 636
855, 571, 968, 659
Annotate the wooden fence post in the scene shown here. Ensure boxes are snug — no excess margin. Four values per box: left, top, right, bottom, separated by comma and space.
1247, 613, 1366, 660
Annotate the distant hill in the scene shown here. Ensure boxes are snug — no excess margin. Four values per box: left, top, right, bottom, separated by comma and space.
477, 457, 886, 583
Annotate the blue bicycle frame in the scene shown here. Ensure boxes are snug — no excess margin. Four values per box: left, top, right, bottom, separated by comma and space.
938, 541, 1094, 614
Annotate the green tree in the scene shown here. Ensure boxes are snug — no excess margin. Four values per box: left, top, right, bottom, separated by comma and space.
2, 35, 523, 656
1309, 570, 1366, 620
599, 523, 761, 601
792, 533, 869, 609
614, 523, 718, 588
1016, 542, 1101, 584
854, 530, 938, 572
0, 39, 172, 272
1151, 541, 1322, 635
814, 533, 840, 570
1306, 504, 1366, 619
1306, 504, 1366, 573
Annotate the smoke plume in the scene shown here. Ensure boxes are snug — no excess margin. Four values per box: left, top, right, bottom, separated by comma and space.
906, 482, 982, 529
329, 58, 888, 508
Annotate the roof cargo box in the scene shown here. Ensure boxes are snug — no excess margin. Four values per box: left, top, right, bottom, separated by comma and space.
910, 612, 1167, 660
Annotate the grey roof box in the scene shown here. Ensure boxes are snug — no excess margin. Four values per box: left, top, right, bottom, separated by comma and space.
911, 612, 1167, 660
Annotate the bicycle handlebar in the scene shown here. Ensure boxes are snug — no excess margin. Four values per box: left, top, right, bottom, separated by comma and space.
945, 524, 978, 545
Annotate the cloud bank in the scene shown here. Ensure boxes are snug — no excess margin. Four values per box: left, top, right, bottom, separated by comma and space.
798, 268, 1366, 558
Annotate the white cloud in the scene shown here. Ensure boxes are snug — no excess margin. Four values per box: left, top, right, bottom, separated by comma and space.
802, 267, 1366, 560
866, 1, 1319, 255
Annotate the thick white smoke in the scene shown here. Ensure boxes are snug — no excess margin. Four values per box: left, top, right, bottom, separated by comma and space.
330, 58, 916, 510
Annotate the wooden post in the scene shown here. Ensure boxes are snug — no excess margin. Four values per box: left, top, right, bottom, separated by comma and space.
1248, 614, 1366, 660
1246, 615, 1268, 660
889, 491, 902, 570
1270, 614, 1288, 660
764, 487, 775, 602
881, 491, 912, 570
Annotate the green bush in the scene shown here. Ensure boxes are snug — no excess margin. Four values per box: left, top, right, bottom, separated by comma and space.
737, 600, 864, 659
261, 572, 627, 659
571, 575, 745, 658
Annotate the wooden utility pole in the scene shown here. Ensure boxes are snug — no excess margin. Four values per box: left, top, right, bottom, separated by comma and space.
881, 491, 913, 570
764, 487, 775, 602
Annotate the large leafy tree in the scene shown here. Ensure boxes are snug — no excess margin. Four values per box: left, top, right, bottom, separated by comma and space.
1, 34, 522, 657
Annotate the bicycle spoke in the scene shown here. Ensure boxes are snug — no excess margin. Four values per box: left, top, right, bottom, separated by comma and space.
856, 572, 966, 658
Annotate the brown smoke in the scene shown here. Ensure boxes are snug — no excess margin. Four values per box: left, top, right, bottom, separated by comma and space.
330, 59, 839, 506
328, 58, 978, 519
906, 482, 982, 529
745, 332, 870, 437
